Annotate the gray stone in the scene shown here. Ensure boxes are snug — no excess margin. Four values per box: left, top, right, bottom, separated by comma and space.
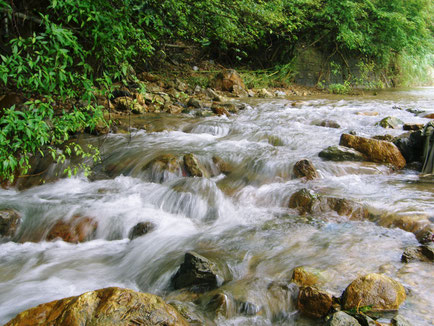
392, 314, 413, 326
376, 116, 404, 129
187, 97, 202, 108
172, 251, 222, 291
128, 222, 155, 240
327, 311, 361, 326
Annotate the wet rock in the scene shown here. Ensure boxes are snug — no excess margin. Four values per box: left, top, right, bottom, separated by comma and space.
339, 134, 406, 169
211, 105, 230, 117
393, 131, 424, 164
232, 84, 248, 97
257, 88, 274, 98
293, 159, 319, 180
212, 156, 233, 175
46, 215, 98, 243
169, 301, 208, 325
214, 69, 246, 92
183, 154, 206, 177
145, 154, 181, 175
326, 198, 370, 220
291, 266, 320, 287
341, 273, 406, 311
319, 145, 366, 162
172, 251, 223, 291
187, 97, 202, 108
424, 113, 434, 119
128, 222, 156, 240
205, 292, 237, 319
327, 311, 361, 326
113, 96, 146, 114
403, 123, 424, 131
289, 189, 368, 219
354, 314, 377, 326
0, 209, 21, 238
376, 116, 403, 129
378, 213, 434, 244
5, 287, 189, 326
401, 244, 434, 263
297, 286, 333, 318
289, 188, 322, 215
314, 120, 341, 129
168, 104, 183, 114
392, 314, 412, 326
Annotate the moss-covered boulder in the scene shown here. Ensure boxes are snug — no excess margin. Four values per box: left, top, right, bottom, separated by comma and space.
5, 287, 189, 326
341, 273, 406, 311
339, 134, 406, 169
376, 116, 403, 129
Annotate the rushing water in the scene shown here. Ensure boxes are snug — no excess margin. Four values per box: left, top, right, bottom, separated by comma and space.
0, 88, 433, 325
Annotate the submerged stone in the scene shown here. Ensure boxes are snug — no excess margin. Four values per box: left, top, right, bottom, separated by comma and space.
5, 287, 189, 326
401, 244, 434, 263
0, 209, 21, 238
46, 215, 98, 243
128, 222, 156, 240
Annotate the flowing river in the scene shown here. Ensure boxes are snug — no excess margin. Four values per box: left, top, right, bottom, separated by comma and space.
0, 88, 433, 325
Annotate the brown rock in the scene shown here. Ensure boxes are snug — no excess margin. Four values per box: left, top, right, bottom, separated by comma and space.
214, 69, 246, 92
293, 159, 319, 180
0, 209, 21, 237
339, 134, 406, 169
291, 267, 319, 287
424, 113, 434, 119
211, 105, 230, 117
46, 215, 97, 243
289, 189, 321, 215
297, 286, 333, 318
326, 198, 369, 220
357, 111, 379, 116
5, 287, 189, 326
341, 273, 406, 311
145, 154, 180, 174
113, 97, 146, 114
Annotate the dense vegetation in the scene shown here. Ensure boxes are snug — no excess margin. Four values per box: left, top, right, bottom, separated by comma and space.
0, 0, 433, 181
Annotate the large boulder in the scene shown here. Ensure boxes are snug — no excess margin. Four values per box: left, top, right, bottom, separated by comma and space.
293, 159, 319, 180
341, 273, 406, 311
319, 145, 366, 162
0, 209, 21, 237
5, 287, 189, 326
46, 215, 98, 243
214, 69, 246, 92
172, 252, 224, 292
393, 131, 425, 164
297, 286, 333, 318
339, 134, 406, 169
327, 311, 361, 326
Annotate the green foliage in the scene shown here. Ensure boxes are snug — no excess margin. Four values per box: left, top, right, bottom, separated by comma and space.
328, 81, 352, 94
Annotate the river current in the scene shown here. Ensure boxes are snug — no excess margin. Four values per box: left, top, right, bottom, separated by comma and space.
0, 88, 433, 325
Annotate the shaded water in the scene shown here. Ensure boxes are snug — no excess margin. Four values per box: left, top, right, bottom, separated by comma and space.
1, 88, 433, 325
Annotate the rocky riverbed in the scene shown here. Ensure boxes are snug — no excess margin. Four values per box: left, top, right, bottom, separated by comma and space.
1, 83, 433, 325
